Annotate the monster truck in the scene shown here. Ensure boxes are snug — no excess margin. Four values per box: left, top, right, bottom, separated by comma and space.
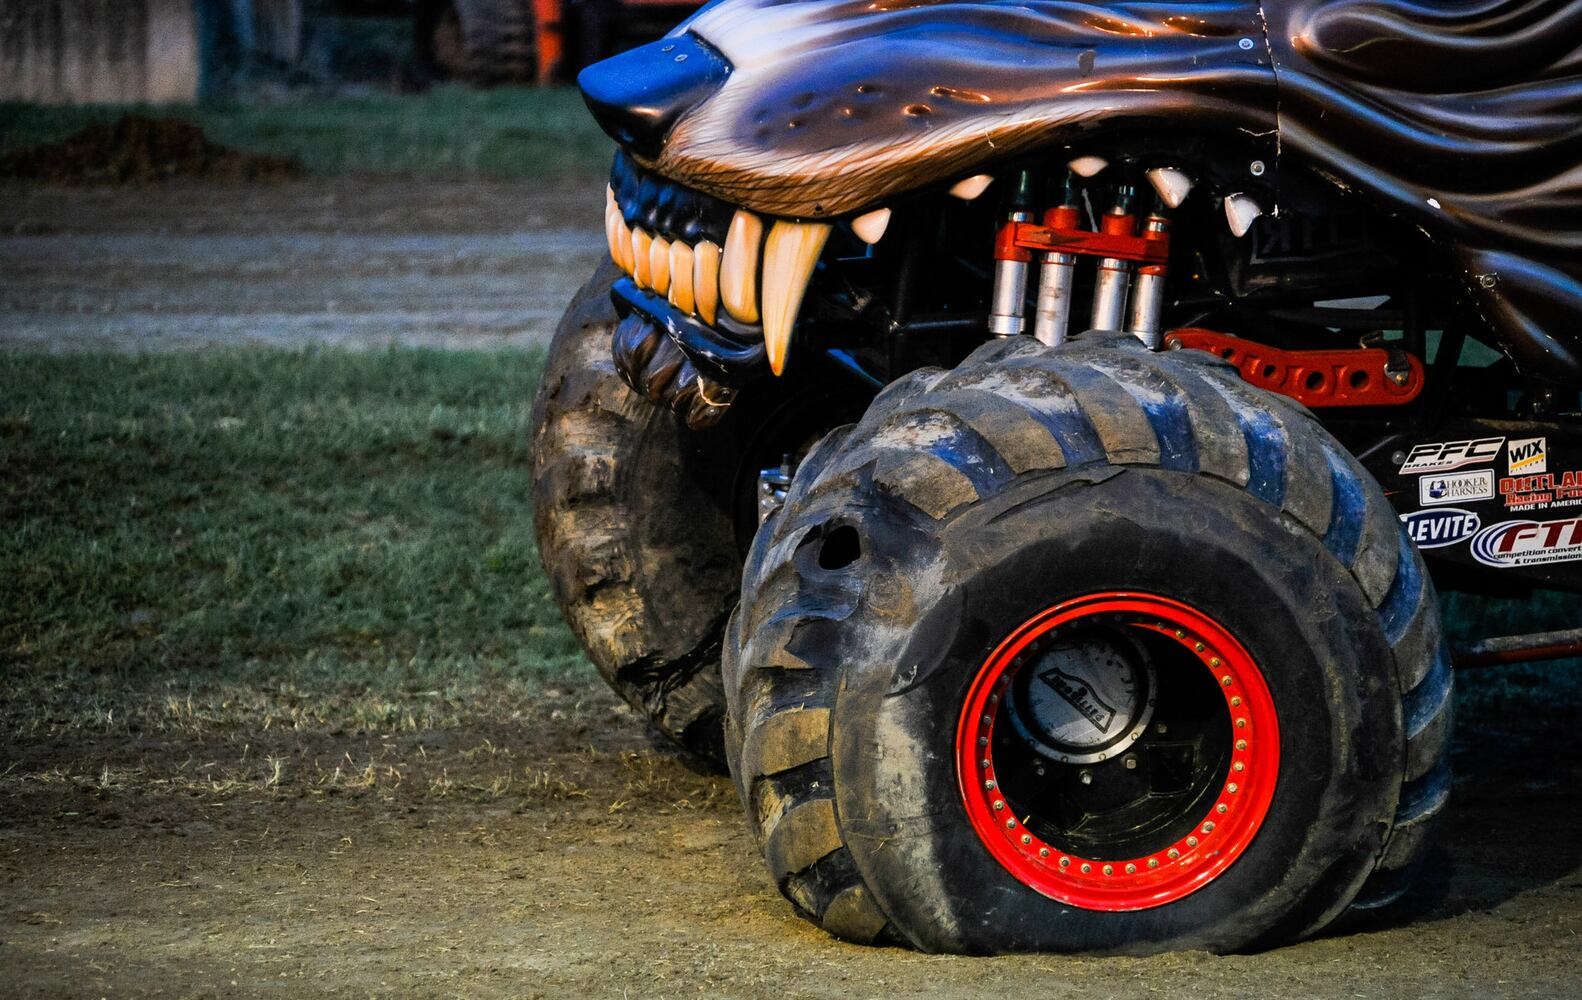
532, 0, 1582, 954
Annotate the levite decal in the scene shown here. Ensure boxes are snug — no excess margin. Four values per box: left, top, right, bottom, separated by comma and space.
1398, 437, 1505, 475
1508, 437, 1548, 475
1419, 470, 1495, 506
1401, 508, 1481, 549
1470, 516, 1582, 568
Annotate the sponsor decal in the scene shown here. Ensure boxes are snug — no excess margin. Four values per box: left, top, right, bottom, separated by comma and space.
1499, 470, 1582, 512
1470, 516, 1582, 568
1040, 667, 1117, 734
1419, 469, 1495, 506
1399, 437, 1505, 475
1401, 508, 1481, 549
1508, 437, 1548, 476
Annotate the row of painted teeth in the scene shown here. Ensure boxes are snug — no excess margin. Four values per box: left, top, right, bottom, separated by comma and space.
606, 188, 834, 376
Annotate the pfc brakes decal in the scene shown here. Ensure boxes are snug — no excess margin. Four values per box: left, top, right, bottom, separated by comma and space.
1398, 437, 1505, 475
1471, 516, 1582, 568
1508, 437, 1548, 475
1400, 508, 1481, 549
1419, 470, 1495, 506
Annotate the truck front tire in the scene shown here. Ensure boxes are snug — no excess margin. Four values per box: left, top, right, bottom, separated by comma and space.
724, 332, 1452, 953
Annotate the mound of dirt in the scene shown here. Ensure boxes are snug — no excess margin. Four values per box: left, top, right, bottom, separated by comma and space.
0, 114, 302, 185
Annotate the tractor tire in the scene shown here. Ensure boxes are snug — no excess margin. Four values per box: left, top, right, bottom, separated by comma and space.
414, 0, 535, 86
723, 331, 1452, 953
533, 261, 869, 766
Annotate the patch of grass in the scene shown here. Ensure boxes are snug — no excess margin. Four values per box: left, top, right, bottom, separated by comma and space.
3, 346, 1578, 741
0, 86, 612, 178
1, 348, 586, 735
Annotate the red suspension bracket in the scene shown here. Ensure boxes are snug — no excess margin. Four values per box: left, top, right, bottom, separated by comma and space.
1165, 328, 1426, 408
996, 211, 1169, 264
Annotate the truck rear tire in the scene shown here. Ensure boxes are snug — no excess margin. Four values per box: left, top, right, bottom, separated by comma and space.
533, 261, 868, 765
532, 261, 739, 763
723, 332, 1452, 953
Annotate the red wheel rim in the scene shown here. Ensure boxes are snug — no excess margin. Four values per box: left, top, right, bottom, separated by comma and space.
956, 592, 1279, 911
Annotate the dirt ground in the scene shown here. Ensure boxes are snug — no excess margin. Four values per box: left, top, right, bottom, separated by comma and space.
4, 677, 1580, 1000
3, 180, 1581, 998
0, 178, 606, 353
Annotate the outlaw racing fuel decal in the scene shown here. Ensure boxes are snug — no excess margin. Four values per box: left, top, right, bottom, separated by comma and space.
1470, 516, 1582, 568
1399, 437, 1505, 475
1401, 508, 1482, 549
1500, 470, 1582, 512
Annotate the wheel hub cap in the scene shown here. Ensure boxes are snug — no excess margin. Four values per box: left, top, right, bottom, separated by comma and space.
1008, 628, 1156, 765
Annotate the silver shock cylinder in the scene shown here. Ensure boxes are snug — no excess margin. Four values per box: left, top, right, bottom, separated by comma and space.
1126, 211, 1170, 349
1033, 184, 1081, 347
988, 212, 1032, 337
1090, 185, 1137, 333
1033, 250, 1077, 346
988, 171, 1037, 337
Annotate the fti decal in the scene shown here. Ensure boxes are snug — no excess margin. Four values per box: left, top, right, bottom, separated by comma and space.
1419, 470, 1495, 506
1399, 437, 1505, 476
1470, 516, 1582, 568
1508, 437, 1548, 475
1401, 508, 1481, 549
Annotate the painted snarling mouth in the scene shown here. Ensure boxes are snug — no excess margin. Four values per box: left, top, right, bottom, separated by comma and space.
605, 152, 842, 378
